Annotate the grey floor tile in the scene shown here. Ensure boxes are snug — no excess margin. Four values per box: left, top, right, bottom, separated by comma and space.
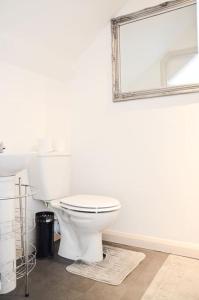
0, 241, 168, 300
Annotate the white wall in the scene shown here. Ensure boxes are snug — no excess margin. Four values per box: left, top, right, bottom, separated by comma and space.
0, 0, 127, 81
0, 62, 45, 152
0, 61, 70, 214
70, 0, 199, 248
0, 61, 70, 152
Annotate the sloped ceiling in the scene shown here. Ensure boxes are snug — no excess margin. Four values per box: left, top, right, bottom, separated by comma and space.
0, 0, 127, 81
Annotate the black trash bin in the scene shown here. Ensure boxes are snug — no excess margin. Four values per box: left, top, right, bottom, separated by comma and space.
36, 211, 54, 258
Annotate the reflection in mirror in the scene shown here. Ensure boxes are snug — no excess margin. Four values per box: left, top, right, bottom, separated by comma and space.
120, 5, 197, 92
112, 0, 199, 101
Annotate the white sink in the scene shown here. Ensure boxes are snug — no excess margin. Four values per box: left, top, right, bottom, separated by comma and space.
0, 153, 30, 177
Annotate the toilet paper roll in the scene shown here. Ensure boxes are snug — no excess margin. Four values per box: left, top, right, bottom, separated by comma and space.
0, 199, 15, 223
0, 177, 15, 200
0, 259, 16, 294
0, 177, 16, 294
0, 238, 16, 294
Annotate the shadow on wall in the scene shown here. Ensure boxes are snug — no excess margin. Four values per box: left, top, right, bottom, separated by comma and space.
109, 92, 199, 112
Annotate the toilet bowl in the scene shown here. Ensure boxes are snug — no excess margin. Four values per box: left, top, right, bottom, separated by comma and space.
28, 152, 121, 263
51, 195, 120, 262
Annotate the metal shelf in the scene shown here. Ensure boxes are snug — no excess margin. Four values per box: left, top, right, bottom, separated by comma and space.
16, 244, 36, 280
0, 179, 36, 297
0, 184, 36, 201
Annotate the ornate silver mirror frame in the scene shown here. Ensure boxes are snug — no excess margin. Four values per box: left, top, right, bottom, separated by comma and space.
111, 0, 198, 102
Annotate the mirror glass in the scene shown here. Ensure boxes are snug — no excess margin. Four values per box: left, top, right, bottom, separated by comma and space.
120, 4, 198, 92
113, 2, 199, 100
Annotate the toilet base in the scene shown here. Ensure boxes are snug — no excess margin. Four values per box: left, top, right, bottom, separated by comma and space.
58, 232, 103, 263
51, 201, 120, 263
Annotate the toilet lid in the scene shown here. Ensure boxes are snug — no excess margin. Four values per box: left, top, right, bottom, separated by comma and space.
60, 195, 121, 213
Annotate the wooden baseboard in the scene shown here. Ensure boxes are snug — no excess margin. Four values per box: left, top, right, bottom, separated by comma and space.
103, 230, 199, 259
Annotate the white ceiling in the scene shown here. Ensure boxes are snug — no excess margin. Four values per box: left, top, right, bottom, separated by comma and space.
0, 0, 127, 81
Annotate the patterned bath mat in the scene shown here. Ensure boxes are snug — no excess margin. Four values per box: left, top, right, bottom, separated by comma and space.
66, 245, 145, 285
141, 255, 199, 300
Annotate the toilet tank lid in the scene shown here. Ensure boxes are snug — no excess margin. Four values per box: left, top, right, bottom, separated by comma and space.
60, 194, 120, 209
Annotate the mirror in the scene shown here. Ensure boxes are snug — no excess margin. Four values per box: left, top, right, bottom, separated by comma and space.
111, 0, 199, 101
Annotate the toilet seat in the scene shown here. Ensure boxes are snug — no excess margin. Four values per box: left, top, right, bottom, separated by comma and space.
59, 195, 121, 213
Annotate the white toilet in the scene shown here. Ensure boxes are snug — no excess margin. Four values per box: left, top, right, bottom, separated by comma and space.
28, 152, 121, 262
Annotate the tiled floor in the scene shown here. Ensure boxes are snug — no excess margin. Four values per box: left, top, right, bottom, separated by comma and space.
1, 242, 168, 300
